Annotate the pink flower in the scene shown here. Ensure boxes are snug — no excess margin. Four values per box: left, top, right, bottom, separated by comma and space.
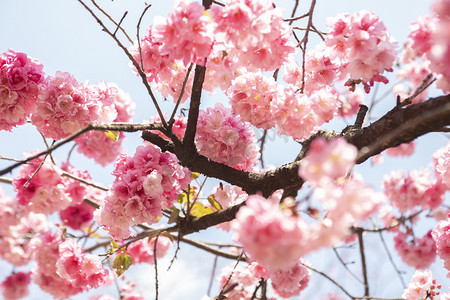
126, 236, 172, 264
385, 142, 416, 157
196, 103, 259, 171
13, 154, 71, 214
269, 258, 311, 298
434, 142, 450, 189
232, 195, 308, 269
0, 271, 31, 300
394, 231, 437, 269
152, 1, 214, 65
75, 83, 135, 166
59, 203, 95, 230
32, 72, 117, 140
299, 137, 357, 185
0, 49, 45, 131
432, 217, 450, 276
95, 144, 191, 239
227, 71, 279, 129
402, 270, 433, 300
383, 169, 445, 213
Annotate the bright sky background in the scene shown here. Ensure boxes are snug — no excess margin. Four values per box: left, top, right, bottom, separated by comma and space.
1, 0, 449, 299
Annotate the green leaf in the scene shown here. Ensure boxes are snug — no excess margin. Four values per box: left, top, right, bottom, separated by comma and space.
190, 172, 200, 180
190, 201, 214, 218
168, 207, 180, 224
207, 196, 222, 211
110, 241, 119, 252
112, 253, 133, 276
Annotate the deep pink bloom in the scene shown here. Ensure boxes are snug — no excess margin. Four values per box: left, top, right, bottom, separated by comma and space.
126, 236, 172, 264
394, 231, 437, 269
196, 103, 259, 171
0, 49, 45, 131
0, 271, 32, 300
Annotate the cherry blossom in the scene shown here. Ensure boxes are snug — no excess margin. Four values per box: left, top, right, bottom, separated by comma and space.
402, 270, 433, 300
299, 137, 357, 185
196, 103, 259, 171
431, 216, 450, 277
125, 236, 172, 264
232, 194, 309, 269
269, 258, 311, 298
394, 230, 437, 269
0, 271, 31, 300
433, 142, 450, 189
95, 144, 191, 239
0, 49, 45, 131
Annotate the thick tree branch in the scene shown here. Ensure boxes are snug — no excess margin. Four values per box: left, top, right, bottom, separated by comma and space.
143, 94, 450, 235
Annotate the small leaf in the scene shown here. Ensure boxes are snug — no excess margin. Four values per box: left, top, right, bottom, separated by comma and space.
207, 195, 222, 211
190, 172, 200, 180
110, 241, 120, 252
159, 231, 174, 243
82, 227, 101, 239
105, 130, 120, 142
112, 253, 133, 276
190, 201, 214, 218
168, 207, 180, 224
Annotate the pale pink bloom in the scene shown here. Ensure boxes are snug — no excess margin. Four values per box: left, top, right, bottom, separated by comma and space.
196, 103, 259, 171
76, 83, 135, 166
211, 0, 295, 70
299, 137, 357, 185
0, 49, 45, 131
269, 258, 311, 298
337, 87, 365, 118
210, 184, 247, 210
0, 271, 31, 300
402, 270, 433, 300
394, 231, 437, 269
432, 217, 450, 276
32, 72, 117, 140
383, 168, 445, 213
227, 71, 279, 129
153, 1, 214, 66
13, 155, 71, 214
433, 142, 450, 189
126, 236, 172, 264
56, 239, 111, 289
233, 195, 308, 269
385, 142, 416, 157
95, 144, 190, 239
378, 205, 399, 232
324, 10, 397, 93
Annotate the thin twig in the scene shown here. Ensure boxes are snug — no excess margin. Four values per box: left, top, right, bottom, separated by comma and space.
77, 0, 167, 127
0, 122, 161, 176
91, 0, 133, 43
153, 235, 160, 300
169, 63, 194, 125
207, 255, 219, 296
113, 11, 128, 36
356, 229, 369, 296
378, 231, 406, 288
332, 247, 364, 284
137, 4, 152, 71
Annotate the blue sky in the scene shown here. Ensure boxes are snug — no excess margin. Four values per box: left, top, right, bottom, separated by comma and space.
1, 0, 449, 299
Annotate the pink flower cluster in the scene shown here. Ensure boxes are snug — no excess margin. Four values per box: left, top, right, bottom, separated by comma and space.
394, 231, 437, 269
0, 271, 31, 300
0, 187, 49, 266
76, 82, 135, 166
325, 10, 397, 92
428, 0, 450, 92
13, 155, 71, 214
434, 142, 450, 190
299, 137, 357, 185
31, 231, 111, 298
385, 142, 416, 157
227, 71, 279, 129
211, 0, 295, 70
269, 259, 311, 298
32, 71, 118, 140
153, 1, 214, 66
232, 195, 309, 269
148, 114, 187, 140
383, 168, 445, 213
196, 103, 259, 171
95, 144, 191, 239
274, 86, 341, 140
0, 49, 45, 131
432, 216, 450, 277
125, 236, 172, 264
402, 270, 435, 300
